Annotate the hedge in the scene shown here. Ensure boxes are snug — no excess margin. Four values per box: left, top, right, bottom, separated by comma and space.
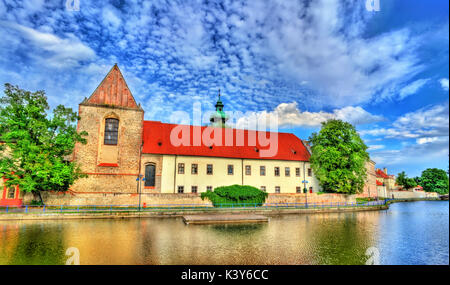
200, 184, 269, 207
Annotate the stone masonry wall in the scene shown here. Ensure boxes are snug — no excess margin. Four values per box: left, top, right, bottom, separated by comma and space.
71, 103, 143, 194
23, 192, 355, 206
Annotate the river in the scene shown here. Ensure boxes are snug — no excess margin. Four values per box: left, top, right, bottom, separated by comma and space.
0, 201, 448, 265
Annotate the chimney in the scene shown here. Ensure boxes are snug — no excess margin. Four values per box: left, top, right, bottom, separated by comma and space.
383, 168, 387, 174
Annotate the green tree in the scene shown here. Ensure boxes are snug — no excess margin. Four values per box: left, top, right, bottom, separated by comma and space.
308, 119, 369, 194
396, 171, 417, 190
420, 168, 449, 194
0, 84, 87, 204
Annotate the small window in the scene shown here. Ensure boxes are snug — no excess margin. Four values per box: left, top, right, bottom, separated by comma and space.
274, 167, 280, 177
7, 187, 15, 199
228, 165, 234, 175
295, 168, 300, 177
191, 186, 198, 193
144, 164, 156, 187
245, 165, 251, 175
206, 186, 213, 191
285, 167, 290, 177
104, 118, 119, 145
296, 187, 302, 193
191, 164, 198, 174
177, 186, 184, 193
275, 186, 280, 193
260, 166, 266, 176
308, 168, 312, 177
207, 164, 213, 175
261, 186, 266, 192
178, 163, 185, 174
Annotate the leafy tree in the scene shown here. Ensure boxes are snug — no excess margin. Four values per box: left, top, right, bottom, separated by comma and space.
308, 119, 369, 194
0, 84, 87, 204
396, 171, 417, 190
420, 168, 449, 194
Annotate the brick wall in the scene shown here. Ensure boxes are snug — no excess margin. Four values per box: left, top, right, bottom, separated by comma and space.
71, 103, 144, 194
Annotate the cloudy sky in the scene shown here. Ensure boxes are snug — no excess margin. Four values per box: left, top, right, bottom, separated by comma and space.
0, 0, 448, 177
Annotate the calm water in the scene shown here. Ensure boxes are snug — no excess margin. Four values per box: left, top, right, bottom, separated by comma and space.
0, 201, 448, 265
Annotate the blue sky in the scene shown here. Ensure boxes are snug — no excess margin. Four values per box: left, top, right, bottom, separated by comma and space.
0, 0, 448, 177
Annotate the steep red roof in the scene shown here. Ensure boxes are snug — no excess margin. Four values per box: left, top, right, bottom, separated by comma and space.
86, 64, 139, 108
376, 169, 389, 179
142, 121, 310, 161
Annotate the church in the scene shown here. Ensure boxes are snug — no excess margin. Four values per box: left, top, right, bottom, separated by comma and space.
1, 64, 376, 206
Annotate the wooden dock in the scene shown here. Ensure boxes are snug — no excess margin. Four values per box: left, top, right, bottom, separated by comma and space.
182, 214, 269, 225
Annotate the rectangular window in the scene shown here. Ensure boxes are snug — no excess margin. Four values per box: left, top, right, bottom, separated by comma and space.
144, 164, 156, 187
295, 168, 300, 177
260, 166, 266, 176
177, 186, 184, 193
274, 167, 280, 176
206, 186, 213, 191
275, 186, 280, 193
178, 163, 185, 174
245, 165, 251, 175
228, 164, 234, 175
260, 186, 266, 192
207, 164, 213, 175
308, 168, 312, 177
7, 187, 15, 199
191, 164, 198, 174
191, 186, 198, 193
285, 167, 290, 177
296, 187, 302, 193
104, 118, 119, 145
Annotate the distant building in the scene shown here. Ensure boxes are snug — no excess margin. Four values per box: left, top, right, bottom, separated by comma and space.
376, 168, 396, 190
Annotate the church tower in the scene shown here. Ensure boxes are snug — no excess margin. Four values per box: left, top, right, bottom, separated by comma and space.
72, 64, 144, 195
209, 89, 229, 128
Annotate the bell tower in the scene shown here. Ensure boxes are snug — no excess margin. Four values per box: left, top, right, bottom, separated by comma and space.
209, 89, 229, 128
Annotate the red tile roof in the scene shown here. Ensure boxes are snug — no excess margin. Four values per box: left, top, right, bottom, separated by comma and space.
376, 180, 383, 186
376, 169, 389, 179
142, 121, 310, 161
86, 64, 139, 109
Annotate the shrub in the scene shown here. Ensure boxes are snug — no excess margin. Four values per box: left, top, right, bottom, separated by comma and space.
201, 184, 268, 207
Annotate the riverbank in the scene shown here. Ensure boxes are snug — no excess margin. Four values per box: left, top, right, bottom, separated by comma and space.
1, 198, 446, 221
0, 203, 388, 221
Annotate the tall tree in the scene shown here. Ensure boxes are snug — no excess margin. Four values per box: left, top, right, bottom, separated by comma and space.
420, 168, 449, 194
0, 84, 87, 204
308, 119, 369, 194
396, 171, 417, 190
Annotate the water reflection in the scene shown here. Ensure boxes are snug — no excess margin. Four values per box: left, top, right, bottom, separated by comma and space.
0, 201, 448, 265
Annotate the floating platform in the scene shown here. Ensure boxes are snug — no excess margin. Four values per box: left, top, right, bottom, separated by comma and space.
182, 214, 269, 225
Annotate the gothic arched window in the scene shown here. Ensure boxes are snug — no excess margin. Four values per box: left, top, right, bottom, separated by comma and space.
104, 118, 119, 145
145, 164, 156, 187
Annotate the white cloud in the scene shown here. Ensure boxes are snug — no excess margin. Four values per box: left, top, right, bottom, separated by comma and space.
398, 78, 430, 100
361, 102, 449, 139
416, 137, 439, 144
368, 145, 385, 151
235, 102, 384, 129
440, 78, 449, 91
0, 21, 95, 68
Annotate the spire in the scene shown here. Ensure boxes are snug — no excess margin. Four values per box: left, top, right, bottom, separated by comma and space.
85, 64, 139, 109
210, 88, 228, 127
215, 89, 224, 111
